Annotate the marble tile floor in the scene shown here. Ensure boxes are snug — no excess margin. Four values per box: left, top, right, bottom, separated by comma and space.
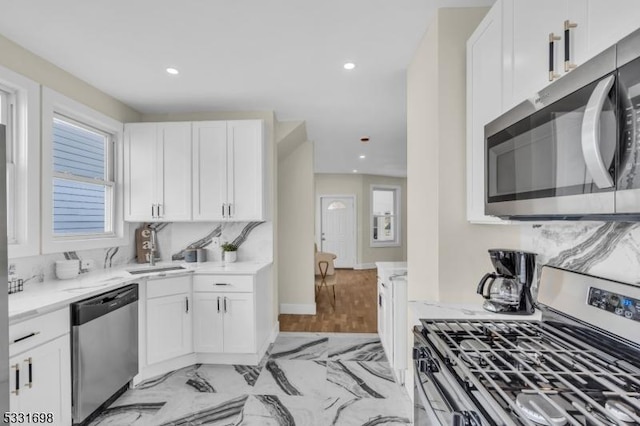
88, 333, 412, 426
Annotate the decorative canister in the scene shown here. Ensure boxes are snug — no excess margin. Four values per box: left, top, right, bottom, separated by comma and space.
196, 248, 207, 263
184, 249, 198, 263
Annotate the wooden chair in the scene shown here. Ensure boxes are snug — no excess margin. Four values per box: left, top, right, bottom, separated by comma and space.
314, 251, 337, 307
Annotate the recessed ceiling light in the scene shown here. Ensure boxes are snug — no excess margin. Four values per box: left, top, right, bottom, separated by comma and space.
359, 155, 366, 159
352, 169, 358, 173
166, 67, 179, 75
343, 62, 356, 70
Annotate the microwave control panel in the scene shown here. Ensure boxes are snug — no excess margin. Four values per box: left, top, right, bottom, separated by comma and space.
588, 287, 640, 321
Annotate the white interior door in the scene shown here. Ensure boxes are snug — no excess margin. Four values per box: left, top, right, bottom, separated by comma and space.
320, 196, 356, 268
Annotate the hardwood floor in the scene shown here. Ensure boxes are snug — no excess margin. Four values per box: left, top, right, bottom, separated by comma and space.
278, 268, 378, 333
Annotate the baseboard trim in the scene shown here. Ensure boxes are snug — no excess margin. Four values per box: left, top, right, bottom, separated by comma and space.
279, 303, 316, 315
354, 263, 376, 270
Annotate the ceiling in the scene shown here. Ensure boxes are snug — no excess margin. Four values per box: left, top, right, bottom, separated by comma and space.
0, 0, 493, 177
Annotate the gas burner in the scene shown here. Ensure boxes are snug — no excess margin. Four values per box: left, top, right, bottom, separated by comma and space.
515, 393, 568, 426
516, 339, 546, 365
459, 339, 491, 363
605, 399, 638, 423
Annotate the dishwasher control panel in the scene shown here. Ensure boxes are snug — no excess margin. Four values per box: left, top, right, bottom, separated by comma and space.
588, 287, 640, 321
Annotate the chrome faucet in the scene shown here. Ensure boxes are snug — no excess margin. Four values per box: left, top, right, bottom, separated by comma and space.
149, 228, 157, 266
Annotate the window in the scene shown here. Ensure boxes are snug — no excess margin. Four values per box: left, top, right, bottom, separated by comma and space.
52, 116, 114, 236
0, 87, 15, 242
370, 185, 401, 247
0, 65, 40, 258
42, 88, 127, 253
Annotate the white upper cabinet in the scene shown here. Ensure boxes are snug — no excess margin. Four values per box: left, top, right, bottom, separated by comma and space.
192, 120, 265, 222
127, 119, 265, 222
227, 120, 264, 221
504, 0, 570, 110
192, 121, 228, 221
124, 122, 192, 221
466, 3, 507, 223
570, 0, 640, 64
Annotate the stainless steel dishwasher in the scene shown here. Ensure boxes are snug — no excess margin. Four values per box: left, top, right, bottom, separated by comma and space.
71, 284, 138, 425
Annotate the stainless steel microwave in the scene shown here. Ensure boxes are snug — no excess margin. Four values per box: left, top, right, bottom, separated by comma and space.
485, 28, 640, 220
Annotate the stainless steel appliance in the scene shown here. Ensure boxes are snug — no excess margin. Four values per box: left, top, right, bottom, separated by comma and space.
0, 124, 10, 413
71, 284, 138, 425
476, 249, 536, 314
413, 265, 640, 425
485, 27, 640, 220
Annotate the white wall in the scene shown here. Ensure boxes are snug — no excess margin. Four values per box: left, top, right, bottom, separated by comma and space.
315, 174, 407, 267
278, 140, 315, 314
0, 34, 140, 123
406, 7, 522, 303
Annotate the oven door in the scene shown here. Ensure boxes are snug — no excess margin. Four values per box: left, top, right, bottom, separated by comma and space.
485, 72, 618, 218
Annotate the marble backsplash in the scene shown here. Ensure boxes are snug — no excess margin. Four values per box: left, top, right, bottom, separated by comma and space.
7, 221, 273, 286
520, 221, 640, 286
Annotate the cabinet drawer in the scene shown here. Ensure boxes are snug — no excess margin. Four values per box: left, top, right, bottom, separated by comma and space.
147, 275, 191, 299
9, 308, 69, 357
193, 275, 254, 293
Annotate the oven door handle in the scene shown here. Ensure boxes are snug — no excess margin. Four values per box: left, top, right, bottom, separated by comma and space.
581, 74, 615, 189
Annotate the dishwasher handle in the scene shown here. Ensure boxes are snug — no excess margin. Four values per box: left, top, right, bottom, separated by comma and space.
71, 284, 139, 326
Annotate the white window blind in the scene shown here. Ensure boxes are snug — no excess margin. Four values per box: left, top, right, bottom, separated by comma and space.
52, 116, 114, 236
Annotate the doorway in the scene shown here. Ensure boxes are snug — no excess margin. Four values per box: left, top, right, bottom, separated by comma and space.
317, 195, 356, 268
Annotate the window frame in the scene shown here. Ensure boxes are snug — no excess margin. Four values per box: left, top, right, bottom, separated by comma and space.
369, 184, 401, 248
0, 65, 40, 258
42, 88, 128, 253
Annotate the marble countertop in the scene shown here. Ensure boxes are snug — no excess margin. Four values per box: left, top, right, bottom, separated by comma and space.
8, 260, 271, 324
375, 262, 407, 283
409, 300, 542, 326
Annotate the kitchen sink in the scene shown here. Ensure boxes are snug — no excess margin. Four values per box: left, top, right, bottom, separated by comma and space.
126, 265, 187, 275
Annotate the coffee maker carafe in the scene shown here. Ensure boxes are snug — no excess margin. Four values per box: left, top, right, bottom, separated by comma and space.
477, 249, 536, 314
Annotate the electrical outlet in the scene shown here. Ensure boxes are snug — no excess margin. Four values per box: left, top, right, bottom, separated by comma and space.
211, 237, 220, 248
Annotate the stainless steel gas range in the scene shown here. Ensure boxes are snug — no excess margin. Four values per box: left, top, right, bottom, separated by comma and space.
413, 265, 640, 425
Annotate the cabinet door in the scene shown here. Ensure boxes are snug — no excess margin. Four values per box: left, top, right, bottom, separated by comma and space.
466, 3, 506, 223
147, 293, 192, 365
221, 293, 255, 354
227, 120, 264, 221
192, 121, 228, 221
124, 123, 157, 221
158, 123, 192, 221
193, 293, 224, 353
505, 0, 569, 109
581, 0, 640, 61
9, 334, 71, 425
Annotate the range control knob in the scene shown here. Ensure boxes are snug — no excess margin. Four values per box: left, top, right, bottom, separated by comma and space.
615, 308, 624, 315
625, 311, 633, 319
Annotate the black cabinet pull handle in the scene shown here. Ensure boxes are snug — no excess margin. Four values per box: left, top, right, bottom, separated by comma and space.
227, 204, 232, 218
13, 331, 40, 344
564, 20, 578, 72
549, 32, 561, 81
217, 296, 221, 313
185, 297, 189, 313
11, 364, 19, 395
222, 203, 226, 218
224, 297, 228, 313
24, 357, 32, 388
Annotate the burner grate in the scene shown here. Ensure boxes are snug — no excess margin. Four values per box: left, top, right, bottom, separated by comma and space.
421, 319, 640, 425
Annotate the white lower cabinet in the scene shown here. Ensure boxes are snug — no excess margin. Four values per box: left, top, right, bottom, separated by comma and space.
193, 276, 255, 354
146, 276, 192, 365
8, 308, 71, 426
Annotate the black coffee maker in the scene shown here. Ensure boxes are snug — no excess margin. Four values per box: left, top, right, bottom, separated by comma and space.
476, 249, 537, 314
